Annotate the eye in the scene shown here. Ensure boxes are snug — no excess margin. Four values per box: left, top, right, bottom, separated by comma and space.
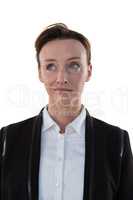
46, 63, 56, 71
67, 62, 81, 72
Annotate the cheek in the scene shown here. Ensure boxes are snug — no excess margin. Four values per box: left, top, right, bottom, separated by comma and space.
71, 74, 86, 88
41, 72, 55, 86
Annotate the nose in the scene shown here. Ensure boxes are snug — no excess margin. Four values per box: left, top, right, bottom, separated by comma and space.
56, 69, 68, 85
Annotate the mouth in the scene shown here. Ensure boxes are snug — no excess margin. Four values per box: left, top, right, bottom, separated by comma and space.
54, 88, 73, 92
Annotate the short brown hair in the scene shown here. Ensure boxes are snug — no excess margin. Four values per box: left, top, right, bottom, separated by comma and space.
35, 23, 91, 67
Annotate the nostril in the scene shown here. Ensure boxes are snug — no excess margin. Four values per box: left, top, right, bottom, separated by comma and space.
56, 78, 68, 84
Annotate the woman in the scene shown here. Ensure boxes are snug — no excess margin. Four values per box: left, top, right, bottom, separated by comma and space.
0, 23, 133, 200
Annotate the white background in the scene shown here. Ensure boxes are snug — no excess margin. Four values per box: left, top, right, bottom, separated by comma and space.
0, 0, 133, 147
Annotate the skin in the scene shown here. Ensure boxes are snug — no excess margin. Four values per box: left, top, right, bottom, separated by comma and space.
38, 39, 92, 133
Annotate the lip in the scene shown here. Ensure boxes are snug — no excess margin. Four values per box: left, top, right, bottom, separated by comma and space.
54, 88, 73, 91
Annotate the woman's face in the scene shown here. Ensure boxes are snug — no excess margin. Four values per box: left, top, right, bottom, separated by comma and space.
38, 39, 92, 107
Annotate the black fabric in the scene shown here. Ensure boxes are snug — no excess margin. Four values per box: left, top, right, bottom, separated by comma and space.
0, 107, 133, 200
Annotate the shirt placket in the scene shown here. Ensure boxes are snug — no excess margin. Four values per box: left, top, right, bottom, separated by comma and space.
54, 132, 65, 200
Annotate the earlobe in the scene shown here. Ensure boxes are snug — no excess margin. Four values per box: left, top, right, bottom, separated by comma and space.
85, 76, 91, 82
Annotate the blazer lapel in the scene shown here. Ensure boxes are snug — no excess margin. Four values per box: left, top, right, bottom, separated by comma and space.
83, 109, 110, 200
28, 107, 44, 200
83, 109, 95, 200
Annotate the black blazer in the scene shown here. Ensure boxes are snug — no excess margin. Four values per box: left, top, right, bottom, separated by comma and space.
0, 107, 133, 200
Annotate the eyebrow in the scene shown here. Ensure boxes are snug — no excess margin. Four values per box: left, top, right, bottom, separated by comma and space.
44, 57, 81, 62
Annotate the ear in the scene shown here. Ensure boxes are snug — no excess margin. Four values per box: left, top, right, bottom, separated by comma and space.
85, 64, 92, 82
38, 67, 43, 83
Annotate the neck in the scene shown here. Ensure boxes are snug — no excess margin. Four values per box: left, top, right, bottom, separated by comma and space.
47, 102, 83, 133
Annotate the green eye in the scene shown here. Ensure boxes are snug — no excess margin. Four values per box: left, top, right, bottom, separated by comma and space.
46, 63, 56, 71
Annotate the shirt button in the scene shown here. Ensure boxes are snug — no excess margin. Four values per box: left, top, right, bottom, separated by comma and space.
56, 182, 59, 187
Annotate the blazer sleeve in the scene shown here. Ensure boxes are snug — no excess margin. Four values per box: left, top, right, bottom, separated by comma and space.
0, 128, 3, 199
116, 131, 133, 199
0, 127, 6, 199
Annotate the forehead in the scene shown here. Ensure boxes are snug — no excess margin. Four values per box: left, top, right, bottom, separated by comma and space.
39, 39, 87, 60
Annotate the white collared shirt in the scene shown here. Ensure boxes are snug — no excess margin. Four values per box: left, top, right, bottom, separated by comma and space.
39, 105, 86, 200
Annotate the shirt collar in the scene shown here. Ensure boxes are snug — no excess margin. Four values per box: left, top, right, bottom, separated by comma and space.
42, 104, 86, 135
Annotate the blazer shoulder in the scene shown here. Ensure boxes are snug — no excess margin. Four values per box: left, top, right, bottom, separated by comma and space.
90, 116, 132, 159
91, 116, 128, 137
0, 107, 44, 134
0, 115, 38, 134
